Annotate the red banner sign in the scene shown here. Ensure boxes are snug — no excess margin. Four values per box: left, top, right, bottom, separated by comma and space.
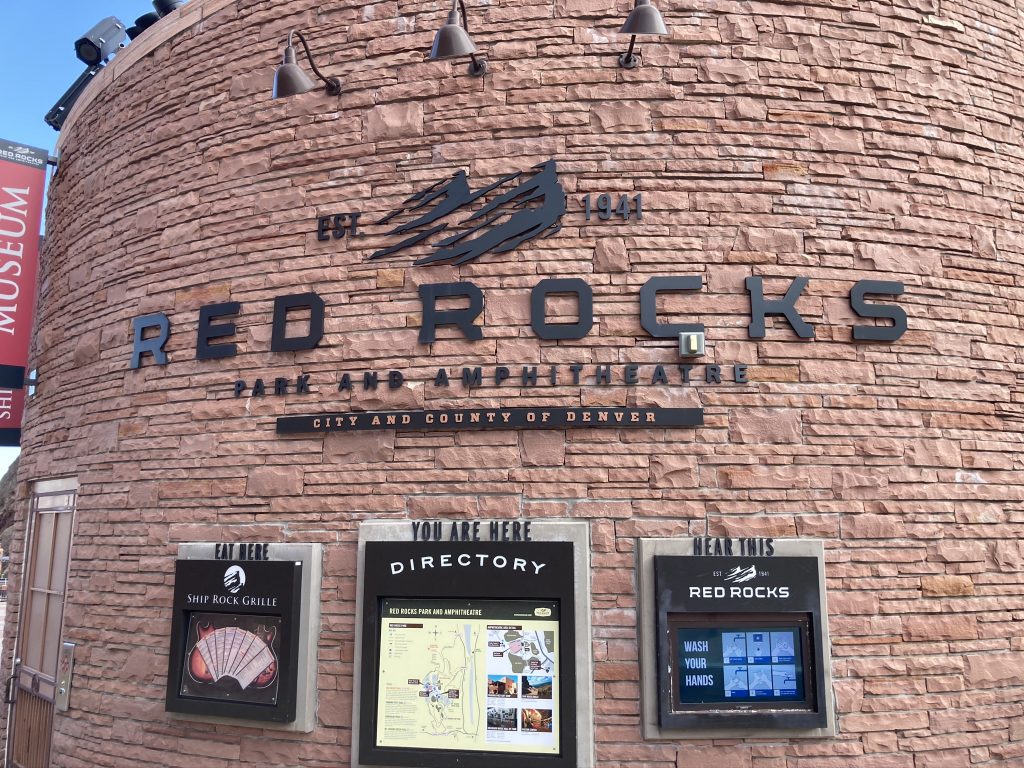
0, 139, 48, 447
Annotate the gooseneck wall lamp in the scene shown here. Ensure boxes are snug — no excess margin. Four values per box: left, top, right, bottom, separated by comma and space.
273, 30, 342, 99
618, 0, 667, 68
429, 0, 488, 78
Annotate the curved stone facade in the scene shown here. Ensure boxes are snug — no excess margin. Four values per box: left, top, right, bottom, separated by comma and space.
5, 0, 1024, 764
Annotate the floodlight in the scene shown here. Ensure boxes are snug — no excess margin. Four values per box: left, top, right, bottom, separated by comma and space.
128, 13, 160, 39
74, 17, 126, 67
153, 0, 185, 17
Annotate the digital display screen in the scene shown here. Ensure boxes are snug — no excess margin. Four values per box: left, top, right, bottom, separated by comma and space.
675, 626, 805, 706
375, 599, 560, 755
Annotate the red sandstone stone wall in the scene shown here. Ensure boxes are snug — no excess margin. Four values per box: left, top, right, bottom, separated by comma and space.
4, 0, 1023, 764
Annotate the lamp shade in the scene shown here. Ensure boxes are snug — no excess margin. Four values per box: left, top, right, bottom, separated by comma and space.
620, 0, 667, 35
429, 9, 478, 59
273, 45, 317, 98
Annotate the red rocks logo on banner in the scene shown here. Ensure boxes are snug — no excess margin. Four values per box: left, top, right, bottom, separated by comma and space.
0, 139, 48, 447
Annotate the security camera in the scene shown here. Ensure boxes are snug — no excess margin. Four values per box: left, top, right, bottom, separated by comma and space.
74, 17, 126, 66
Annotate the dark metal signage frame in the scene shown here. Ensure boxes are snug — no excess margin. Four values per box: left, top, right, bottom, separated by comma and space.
358, 541, 578, 768
654, 555, 828, 731
165, 558, 302, 723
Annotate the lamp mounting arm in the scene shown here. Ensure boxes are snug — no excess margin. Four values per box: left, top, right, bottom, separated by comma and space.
455, 0, 488, 77
619, 35, 639, 68
456, 0, 472, 32
289, 30, 342, 95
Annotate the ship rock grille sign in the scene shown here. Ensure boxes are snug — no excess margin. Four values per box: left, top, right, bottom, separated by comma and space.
165, 558, 302, 723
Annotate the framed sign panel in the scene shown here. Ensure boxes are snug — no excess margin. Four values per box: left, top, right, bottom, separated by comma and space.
358, 541, 578, 768
165, 558, 302, 723
654, 554, 829, 731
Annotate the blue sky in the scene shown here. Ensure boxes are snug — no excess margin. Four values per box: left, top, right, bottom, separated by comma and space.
1, 1, 173, 475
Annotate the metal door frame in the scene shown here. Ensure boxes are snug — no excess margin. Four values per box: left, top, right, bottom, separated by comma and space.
6, 477, 78, 768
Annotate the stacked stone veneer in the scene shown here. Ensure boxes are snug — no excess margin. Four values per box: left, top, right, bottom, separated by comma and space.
4, 0, 1023, 764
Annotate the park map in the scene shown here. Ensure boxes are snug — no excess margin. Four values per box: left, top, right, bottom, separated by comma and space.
375, 599, 560, 755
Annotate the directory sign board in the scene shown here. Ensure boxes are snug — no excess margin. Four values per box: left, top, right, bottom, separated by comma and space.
359, 541, 578, 768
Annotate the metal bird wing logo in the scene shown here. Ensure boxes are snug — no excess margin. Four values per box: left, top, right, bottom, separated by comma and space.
723, 565, 758, 583
369, 160, 566, 266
